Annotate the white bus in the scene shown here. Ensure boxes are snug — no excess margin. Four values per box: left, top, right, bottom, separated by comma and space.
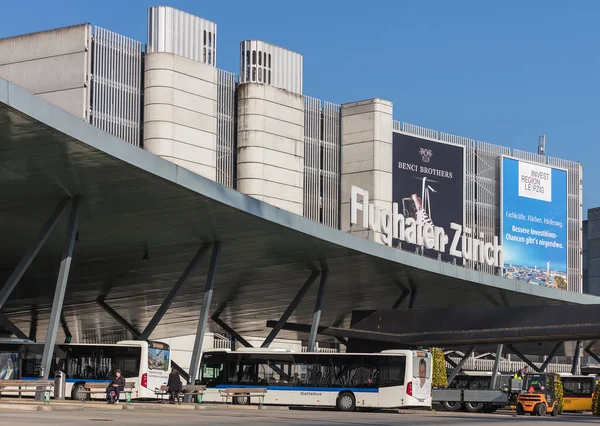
0, 339, 170, 400
199, 348, 432, 411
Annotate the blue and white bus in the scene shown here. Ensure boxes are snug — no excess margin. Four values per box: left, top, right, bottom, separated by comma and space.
199, 348, 432, 411
0, 339, 170, 400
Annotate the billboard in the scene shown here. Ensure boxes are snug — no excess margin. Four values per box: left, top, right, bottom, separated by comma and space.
392, 132, 464, 263
501, 157, 568, 290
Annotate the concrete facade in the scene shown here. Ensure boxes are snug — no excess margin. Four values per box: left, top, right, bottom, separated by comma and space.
340, 99, 393, 243
0, 24, 91, 120
237, 83, 304, 215
143, 52, 218, 181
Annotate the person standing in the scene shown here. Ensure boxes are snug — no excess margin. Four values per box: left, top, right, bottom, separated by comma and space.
167, 368, 183, 404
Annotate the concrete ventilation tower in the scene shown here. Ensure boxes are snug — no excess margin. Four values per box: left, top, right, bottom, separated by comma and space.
236, 41, 305, 215
143, 6, 220, 181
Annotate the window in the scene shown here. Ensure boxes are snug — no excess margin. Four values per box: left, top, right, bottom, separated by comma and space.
258, 51, 262, 66
208, 32, 212, 48
203, 47, 206, 63
246, 50, 250, 65
263, 68, 267, 83
252, 50, 256, 65
208, 50, 212, 65
563, 378, 593, 397
203, 30, 207, 46
268, 70, 271, 84
258, 67, 262, 82
200, 352, 227, 386
379, 356, 406, 387
268, 54, 272, 68
252, 67, 256, 81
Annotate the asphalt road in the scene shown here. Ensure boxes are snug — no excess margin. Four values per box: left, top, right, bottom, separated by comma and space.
0, 408, 596, 426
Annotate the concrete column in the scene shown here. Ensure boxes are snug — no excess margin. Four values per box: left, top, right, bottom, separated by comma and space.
340, 99, 393, 244
236, 83, 304, 215
143, 52, 218, 181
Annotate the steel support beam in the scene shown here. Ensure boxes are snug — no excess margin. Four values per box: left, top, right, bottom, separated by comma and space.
489, 344, 503, 390
335, 337, 349, 347
139, 243, 212, 340
585, 347, 600, 365
261, 270, 321, 348
0, 313, 29, 340
408, 289, 417, 309
211, 315, 253, 348
188, 242, 221, 393
0, 198, 69, 310
39, 197, 80, 396
391, 289, 409, 310
307, 268, 328, 352
444, 354, 458, 369
96, 296, 190, 383
539, 343, 561, 372
571, 340, 582, 375
96, 296, 142, 337
507, 345, 540, 372
447, 346, 476, 387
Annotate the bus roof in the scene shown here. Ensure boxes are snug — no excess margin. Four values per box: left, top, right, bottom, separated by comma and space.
202, 348, 417, 356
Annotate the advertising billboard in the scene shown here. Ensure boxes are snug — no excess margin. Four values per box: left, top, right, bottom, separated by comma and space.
501, 157, 568, 290
392, 132, 464, 263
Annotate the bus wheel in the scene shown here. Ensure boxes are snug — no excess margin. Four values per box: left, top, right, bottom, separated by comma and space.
464, 402, 484, 413
337, 392, 356, 412
71, 383, 88, 401
233, 395, 250, 405
442, 401, 462, 412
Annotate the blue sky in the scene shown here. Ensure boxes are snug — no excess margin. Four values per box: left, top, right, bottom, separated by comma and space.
2, 0, 599, 216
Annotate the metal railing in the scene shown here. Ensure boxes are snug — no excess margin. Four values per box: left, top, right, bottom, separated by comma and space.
447, 357, 572, 374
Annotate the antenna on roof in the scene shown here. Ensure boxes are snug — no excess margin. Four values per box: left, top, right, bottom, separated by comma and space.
538, 134, 546, 156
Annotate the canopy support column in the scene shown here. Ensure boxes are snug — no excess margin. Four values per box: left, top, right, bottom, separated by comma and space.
37, 197, 80, 400
139, 243, 212, 340
188, 242, 221, 397
261, 270, 320, 348
447, 346, 476, 387
571, 341, 582, 375
489, 344, 503, 390
307, 267, 328, 352
539, 343, 561, 372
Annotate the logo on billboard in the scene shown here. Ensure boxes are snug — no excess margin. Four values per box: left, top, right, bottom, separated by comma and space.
419, 148, 433, 163
518, 162, 552, 202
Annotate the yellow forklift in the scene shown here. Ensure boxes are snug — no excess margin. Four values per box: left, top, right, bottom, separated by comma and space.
516, 373, 560, 416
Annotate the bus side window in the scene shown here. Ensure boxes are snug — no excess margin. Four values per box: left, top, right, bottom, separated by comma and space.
379, 355, 406, 387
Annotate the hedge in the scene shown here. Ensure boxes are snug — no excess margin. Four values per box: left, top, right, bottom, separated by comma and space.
592, 379, 600, 416
431, 347, 448, 388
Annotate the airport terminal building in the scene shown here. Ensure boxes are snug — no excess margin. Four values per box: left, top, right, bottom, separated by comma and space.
0, 5, 595, 381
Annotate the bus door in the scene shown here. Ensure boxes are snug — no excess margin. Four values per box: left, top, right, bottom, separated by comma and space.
378, 355, 407, 408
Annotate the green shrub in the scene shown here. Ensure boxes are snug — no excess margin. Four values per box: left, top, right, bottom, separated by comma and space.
431, 348, 448, 388
592, 380, 600, 416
